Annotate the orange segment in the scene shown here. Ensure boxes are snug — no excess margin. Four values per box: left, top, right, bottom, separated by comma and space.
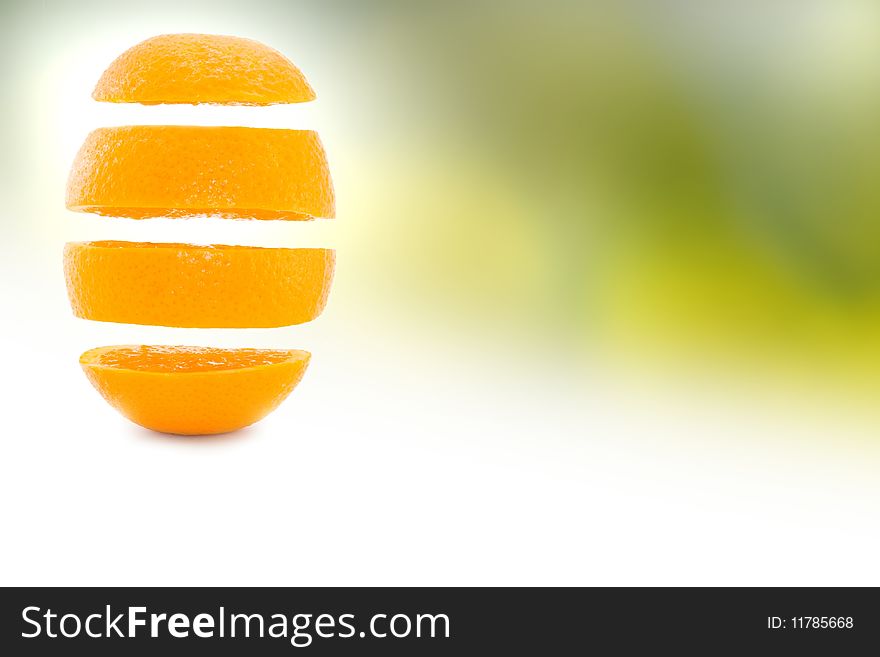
66, 126, 335, 220
81, 345, 310, 435
64, 241, 335, 328
93, 34, 316, 105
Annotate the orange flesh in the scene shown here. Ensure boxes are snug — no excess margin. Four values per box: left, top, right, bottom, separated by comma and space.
76, 240, 286, 251
83, 345, 297, 373
74, 207, 312, 220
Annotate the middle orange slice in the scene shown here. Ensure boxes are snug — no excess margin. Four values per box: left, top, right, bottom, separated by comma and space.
64, 241, 335, 328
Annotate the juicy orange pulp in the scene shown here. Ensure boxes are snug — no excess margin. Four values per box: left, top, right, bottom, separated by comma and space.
89, 345, 297, 372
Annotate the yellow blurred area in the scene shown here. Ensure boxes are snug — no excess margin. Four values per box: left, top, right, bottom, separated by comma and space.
338, 0, 880, 392
5, 0, 880, 395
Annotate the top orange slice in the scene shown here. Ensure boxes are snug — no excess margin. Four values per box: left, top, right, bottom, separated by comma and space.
93, 33, 316, 105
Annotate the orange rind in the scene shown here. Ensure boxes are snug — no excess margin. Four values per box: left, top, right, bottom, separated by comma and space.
81, 345, 310, 435
66, 126, 335, 220
93, 33, 316, 105
64, 241, 335, 328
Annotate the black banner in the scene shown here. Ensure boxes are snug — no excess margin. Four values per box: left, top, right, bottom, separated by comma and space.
0, 587, 877, 653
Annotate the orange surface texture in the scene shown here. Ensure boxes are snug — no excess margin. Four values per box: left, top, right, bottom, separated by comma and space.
93, 33, 316, 105
66, 126, 335, 220
64, 241, 335, 328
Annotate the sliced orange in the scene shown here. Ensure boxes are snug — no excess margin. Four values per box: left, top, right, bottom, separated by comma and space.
81, 345, 310, 435
93, 33, 316, 105
66, 126, 335, 220
64, 241, 335, 328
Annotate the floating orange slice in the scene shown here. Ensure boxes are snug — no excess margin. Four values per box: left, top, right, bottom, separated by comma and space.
81, 345, 310, 435
64, 241, 335, 328
66, 126, 335, 220
93, 33, 316, 105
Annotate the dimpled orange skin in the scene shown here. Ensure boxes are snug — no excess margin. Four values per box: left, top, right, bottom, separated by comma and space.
64, 241, 335, 328
93, 33, 316, 105
80, 346, 311, 435
66, 126, 335, 220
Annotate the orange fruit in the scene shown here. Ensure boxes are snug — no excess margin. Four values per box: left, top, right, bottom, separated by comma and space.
80, 345, 310, 435
64, 241, 335, 328
93, 33, 316, 105
66, 125, 334, 220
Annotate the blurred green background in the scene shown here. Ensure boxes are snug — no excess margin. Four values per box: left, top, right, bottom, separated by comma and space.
4, 0, 880, 390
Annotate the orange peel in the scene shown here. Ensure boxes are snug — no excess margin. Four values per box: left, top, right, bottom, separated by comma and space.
66, 125, 335, 220
81, 345, 310, 435
93, 33, 316, 105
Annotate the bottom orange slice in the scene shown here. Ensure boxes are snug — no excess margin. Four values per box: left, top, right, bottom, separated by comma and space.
80, 345, 310, 435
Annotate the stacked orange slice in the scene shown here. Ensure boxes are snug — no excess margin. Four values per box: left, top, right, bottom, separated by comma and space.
67, 126, 334, 220
64, 34, 335, 435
